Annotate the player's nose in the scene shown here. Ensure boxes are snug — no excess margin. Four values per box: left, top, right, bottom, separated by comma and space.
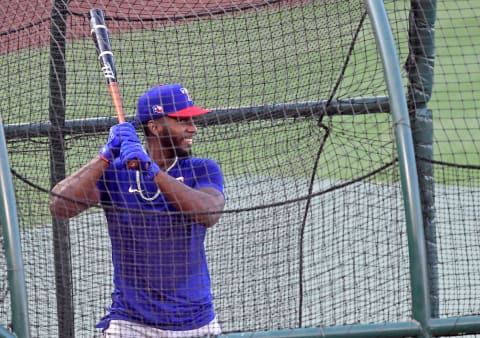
185, 120, 197, 134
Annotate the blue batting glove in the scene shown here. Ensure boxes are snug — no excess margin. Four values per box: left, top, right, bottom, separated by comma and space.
120, 141, 160, 180
99, 122, 140, 163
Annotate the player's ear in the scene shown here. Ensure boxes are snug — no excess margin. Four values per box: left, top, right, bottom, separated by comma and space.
146, 119, 159, 136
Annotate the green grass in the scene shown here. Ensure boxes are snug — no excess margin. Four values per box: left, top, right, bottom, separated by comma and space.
427, 0, 480, 165
1, 1, 480, 227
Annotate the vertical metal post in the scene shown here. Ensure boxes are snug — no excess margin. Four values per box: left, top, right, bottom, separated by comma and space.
49, 0, 74, 337
364, 1, 431, 337
0, 116, 31, 338
406, 0, 438, 318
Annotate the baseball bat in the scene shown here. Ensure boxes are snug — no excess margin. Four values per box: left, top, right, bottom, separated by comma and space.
89, 9, 138, 169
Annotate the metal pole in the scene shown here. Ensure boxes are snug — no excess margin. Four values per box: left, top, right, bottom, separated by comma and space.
364, 1, 431, 337
406, 0, 438, 317
49, 0, 74, 337
0, 115, 31, 338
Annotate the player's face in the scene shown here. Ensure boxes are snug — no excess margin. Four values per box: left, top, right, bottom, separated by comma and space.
158, 116, 198, 158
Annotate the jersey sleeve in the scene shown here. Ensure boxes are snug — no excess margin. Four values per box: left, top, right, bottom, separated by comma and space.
192, 158, 225, 196
96, 163, 115, 206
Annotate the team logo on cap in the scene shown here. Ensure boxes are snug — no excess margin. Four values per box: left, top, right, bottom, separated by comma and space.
180, 87, 192, 102
152, 105, 164, 113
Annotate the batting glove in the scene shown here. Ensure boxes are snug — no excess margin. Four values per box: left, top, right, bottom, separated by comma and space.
120, 141, 160, 180
99, 122, 140, 163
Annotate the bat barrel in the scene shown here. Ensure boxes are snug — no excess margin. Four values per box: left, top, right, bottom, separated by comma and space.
89, 9, 118, 84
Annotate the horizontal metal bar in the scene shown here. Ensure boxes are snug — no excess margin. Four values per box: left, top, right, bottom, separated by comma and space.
430, 315, 480, 336
4, 97, 390, 140
219, 316, 480, 338
221, 321, 422, 338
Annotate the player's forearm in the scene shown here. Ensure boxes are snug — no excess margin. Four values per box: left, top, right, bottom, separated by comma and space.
50, 156, 107, 220
154, 172, 225, 227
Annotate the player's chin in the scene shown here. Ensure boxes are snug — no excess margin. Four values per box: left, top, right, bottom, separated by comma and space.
175, 144, 192, 158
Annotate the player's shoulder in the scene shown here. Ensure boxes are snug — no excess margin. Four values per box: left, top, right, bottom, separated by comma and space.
179, 157, 222, 171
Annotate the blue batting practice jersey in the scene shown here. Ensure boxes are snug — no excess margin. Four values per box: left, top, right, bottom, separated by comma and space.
95, 157, 224, 331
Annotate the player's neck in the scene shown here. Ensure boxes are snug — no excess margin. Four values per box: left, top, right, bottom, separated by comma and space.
145, 141, 177, 171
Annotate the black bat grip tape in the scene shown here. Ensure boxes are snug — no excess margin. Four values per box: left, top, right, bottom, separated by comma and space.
89, 9, 117, 84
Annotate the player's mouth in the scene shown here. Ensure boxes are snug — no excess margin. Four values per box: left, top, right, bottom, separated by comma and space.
185, 138, 193, 146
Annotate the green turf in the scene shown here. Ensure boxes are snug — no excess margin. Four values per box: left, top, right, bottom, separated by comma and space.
1, 1, 479, 227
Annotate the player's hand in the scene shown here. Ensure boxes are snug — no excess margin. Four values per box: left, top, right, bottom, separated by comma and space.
120, 141, 160, 179
99, 122, 140, 163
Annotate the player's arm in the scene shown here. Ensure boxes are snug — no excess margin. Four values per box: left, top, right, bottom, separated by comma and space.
50, 122, 140, 220
154, 172, 225, 227
49, 157, 106, 220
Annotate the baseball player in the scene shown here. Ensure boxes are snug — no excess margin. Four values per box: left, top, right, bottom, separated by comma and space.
50, 83, 225, 337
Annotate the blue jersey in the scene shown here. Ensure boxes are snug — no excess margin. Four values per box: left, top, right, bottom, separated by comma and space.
95, 157, 224, 331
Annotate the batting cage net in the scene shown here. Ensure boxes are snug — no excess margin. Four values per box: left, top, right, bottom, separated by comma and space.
0, 0, 479, 337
